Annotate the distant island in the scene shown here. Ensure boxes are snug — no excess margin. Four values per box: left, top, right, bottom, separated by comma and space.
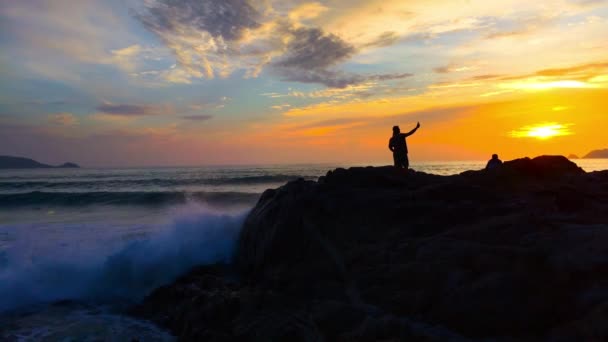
567, 154, 579, 159
584, 148, 608, 159
0, 156, 80, 169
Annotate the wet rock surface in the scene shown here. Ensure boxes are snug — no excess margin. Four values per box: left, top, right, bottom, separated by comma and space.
133, 156, 608, 341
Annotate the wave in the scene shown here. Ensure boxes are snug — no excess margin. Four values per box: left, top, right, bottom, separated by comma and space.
0, 191, 261, 207
0, 208, 246, 312
0, 174, 315, 190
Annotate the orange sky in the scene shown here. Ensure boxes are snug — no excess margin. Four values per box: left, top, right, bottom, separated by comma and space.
1, 0, 607, 166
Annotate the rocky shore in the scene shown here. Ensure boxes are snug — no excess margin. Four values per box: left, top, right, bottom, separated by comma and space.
132, 156, 608, 341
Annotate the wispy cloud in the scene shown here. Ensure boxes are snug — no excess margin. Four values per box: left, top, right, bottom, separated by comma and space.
271, 104, 291, 111
362, 31, 401, 48
434, 64, 479, 74
181, 115, 213, 121
134, 0, 413, 88
429, 60, 608, 96
96, 103, 172, 116
49, 112, 78, 126
295, 117, 367, 130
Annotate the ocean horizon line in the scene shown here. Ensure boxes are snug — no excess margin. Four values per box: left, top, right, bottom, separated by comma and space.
6, 158, 604, 170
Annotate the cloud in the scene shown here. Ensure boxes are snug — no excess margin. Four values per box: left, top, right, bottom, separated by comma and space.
484, 29, 531, 40
570, 0, 608, 7
136, 0, 260, 42
470, 74, 504, 80
385, 105, 480, 125
273, 26, 412, 88
428, 60, 608, 96
283, 117, 367, 137
23, 100, 71, 106
370, 73, 413, 81
275, 27, 356, 69
271, 104, 291, 110
96, 103, 172, 116
273, 28, 365, 88
49, 112, 78, 126
534, 61, 608, 77
433, 63, 479, 74
110, 44, 144, 72
95, 97, 226, 118
134, 0, 265, 81
487, 61, 608, 85
295, 117, 366, 130
181, 115, 213, 121
136, 0, 360, 86
135, 1, 413, 88
362, 31, 401, 48
288, 2, 329, 22
0, 1, 138, 82
276, 68, 363, 88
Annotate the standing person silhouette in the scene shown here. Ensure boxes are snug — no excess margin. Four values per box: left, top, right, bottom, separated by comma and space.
388, 122, 420, 169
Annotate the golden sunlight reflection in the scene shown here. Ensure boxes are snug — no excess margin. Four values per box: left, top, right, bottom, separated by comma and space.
510, 123, 573, 140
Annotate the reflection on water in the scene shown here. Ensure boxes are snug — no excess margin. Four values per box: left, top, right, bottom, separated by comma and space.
569, 158, 608, 173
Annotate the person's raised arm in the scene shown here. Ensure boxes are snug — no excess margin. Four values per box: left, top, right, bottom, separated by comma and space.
403, 122, 420, 137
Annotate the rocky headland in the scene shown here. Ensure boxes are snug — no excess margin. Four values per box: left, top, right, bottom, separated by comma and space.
0, 156, 80, 169
132, 156, 608, 341
584, 149, 608, 159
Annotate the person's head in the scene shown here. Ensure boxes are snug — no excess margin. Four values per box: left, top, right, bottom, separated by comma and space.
492, 154, 499, 160
392, 125, 400, 134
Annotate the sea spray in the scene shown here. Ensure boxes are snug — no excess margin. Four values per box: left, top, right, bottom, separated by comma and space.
0, 205, 247, 312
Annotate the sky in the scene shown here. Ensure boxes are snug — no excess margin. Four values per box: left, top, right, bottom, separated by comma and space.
1, 0, 607, 167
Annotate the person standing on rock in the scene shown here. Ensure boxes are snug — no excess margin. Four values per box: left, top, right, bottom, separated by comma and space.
389, 122, 420, 169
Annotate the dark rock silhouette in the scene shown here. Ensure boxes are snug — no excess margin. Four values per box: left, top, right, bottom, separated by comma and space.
133, 155, 608, 341
0, 156, 80, 169
57, 162, 79, 168
584, 148, 608, 159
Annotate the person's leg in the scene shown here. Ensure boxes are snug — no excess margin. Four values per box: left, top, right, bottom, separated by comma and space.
393, 153, 399, 167
404, 154, 409, 169
395, 153, 407, 169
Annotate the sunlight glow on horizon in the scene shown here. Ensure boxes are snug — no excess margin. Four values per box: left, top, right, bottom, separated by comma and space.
500, 80, 594, 91
510, 123, 574, 140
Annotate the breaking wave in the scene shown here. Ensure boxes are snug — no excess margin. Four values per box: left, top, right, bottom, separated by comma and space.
0, 207, 247, 312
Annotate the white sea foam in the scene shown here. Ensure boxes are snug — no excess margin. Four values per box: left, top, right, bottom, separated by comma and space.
0, 205, 246, 312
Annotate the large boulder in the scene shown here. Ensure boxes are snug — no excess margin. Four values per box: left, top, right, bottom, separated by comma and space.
233, 156, 608, 339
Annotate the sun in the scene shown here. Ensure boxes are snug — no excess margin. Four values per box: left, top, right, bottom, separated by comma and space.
510, 123, 573, 140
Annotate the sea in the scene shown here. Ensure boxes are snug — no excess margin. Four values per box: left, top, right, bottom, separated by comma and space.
1, 159, 606, 340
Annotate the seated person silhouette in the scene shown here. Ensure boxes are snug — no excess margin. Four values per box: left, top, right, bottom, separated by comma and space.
388, 122, 420, 169
486, 154, 503, 170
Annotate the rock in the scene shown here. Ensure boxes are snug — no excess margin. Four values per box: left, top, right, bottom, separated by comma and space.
134, 156, 608, 341
57, 162, 79, 168
584, 148, 608, 159
0, 155, 80, 169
